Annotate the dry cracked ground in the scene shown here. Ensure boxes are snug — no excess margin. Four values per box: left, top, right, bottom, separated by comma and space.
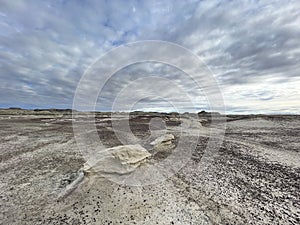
0, 109, 299, 225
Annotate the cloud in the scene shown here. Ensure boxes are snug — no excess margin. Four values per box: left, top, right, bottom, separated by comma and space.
0, 0, 299, 113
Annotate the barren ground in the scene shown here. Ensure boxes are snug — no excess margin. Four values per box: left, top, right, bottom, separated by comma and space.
0, 110, 299, 225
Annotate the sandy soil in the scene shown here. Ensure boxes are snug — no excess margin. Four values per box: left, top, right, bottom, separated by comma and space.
0, 111, 299, 224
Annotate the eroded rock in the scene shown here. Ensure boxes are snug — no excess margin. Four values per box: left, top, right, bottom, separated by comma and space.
83, 144, 151, 175
59, 144, 151, 199
150, 134, 175, 153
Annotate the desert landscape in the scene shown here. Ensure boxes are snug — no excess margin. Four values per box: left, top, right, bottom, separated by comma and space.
2, 0, 300, 224
0, 109, 299, 225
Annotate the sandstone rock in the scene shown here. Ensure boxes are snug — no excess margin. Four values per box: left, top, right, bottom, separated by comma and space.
83, 144, 151, 175
150, 134, 175, 153
58, 170, 85, 199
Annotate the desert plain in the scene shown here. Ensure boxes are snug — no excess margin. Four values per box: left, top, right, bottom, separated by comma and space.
0, 109, 299, 225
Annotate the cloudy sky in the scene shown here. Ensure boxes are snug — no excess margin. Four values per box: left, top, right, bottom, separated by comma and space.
0, 0, 299, 114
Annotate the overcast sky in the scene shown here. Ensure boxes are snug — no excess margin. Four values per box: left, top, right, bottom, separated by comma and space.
0, 0, 300, 114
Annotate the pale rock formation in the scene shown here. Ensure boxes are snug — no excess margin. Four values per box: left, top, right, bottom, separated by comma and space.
83, 144, 151, 175
150, 134, 175, 153
59, 144, 151, 198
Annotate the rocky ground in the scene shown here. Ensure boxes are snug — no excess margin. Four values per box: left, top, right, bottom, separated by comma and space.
0, 110, 299, 224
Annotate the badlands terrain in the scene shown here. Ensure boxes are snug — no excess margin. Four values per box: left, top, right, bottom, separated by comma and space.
0, 109, 299, 225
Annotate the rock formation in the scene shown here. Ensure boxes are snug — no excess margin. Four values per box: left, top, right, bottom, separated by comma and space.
83, 144, 151, 175
150, 134, 175, 153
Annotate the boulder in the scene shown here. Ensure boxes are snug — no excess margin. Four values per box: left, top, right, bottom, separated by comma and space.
150, 134, 175, 153
83, 144, 151, 175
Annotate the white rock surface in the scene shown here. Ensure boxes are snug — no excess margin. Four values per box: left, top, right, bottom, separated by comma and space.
150, 134, 175, 153
83, 144, 151, 175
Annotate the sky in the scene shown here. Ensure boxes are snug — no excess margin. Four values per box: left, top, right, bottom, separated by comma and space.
0, 0, 300, 114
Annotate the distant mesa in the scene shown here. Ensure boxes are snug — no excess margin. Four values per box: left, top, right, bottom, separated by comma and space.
0, 107, 77, 115
1, 107, 221, 117
8, 107, 22, 110
33, 108, 75, 113
198, 110, 221, 116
